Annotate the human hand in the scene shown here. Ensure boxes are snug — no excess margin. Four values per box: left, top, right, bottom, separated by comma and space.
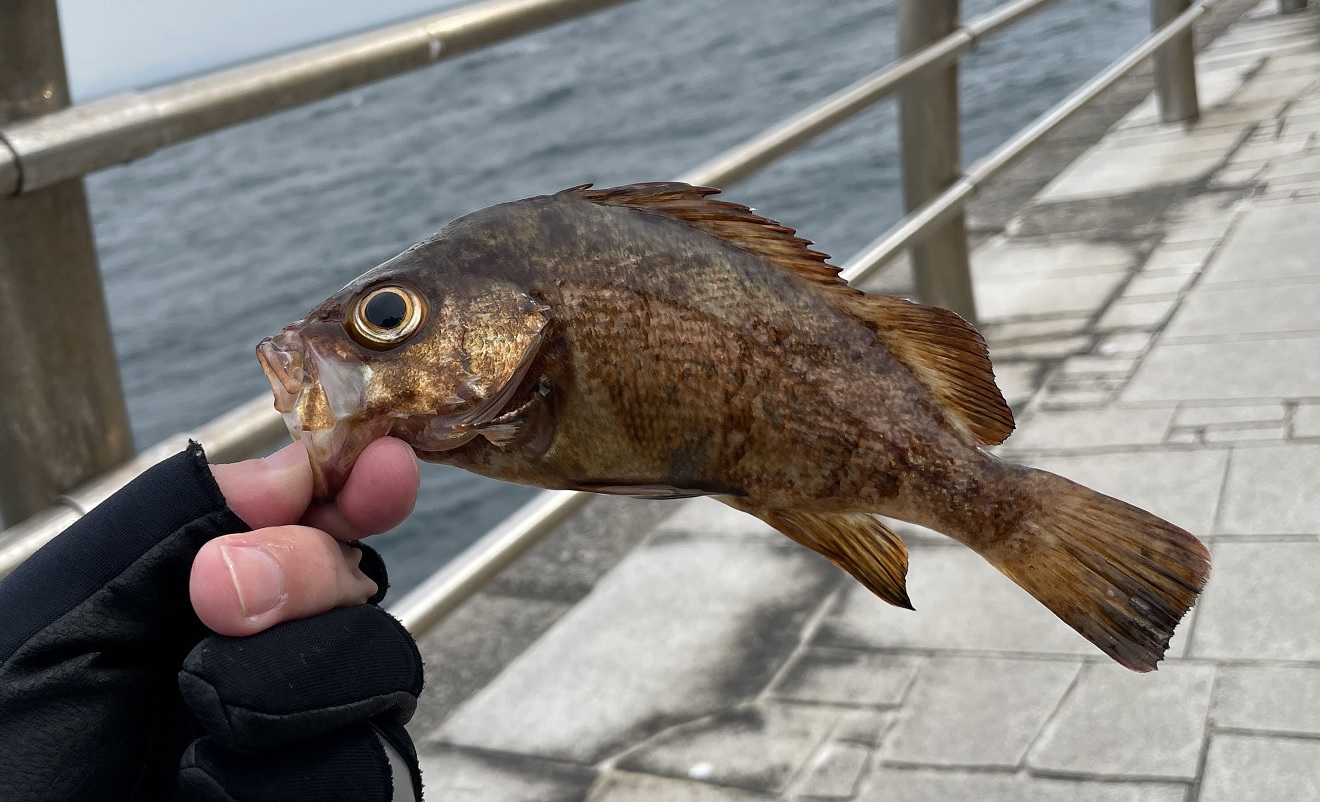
0, 439, 425, 802
196, 437, 418, 636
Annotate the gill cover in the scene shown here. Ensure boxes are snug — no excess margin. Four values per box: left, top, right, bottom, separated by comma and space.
259, 277, 552, 499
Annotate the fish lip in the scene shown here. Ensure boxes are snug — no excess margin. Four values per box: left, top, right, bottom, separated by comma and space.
257, 333, 305, 413
256, 329, 357, 498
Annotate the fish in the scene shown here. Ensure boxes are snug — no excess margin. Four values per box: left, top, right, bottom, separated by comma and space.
257, 182, 1210, 672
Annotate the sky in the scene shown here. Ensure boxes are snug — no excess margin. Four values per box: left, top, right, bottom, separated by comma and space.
56, 0, 465, 100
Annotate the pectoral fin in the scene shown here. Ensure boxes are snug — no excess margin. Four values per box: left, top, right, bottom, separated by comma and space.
570, 481, 747, 500
459, 377, 551, 449
722, 500, 913, 610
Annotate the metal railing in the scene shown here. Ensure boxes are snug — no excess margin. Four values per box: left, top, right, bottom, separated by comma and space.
1, 0, 1284, 634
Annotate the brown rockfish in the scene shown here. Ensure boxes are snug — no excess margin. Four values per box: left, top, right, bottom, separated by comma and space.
258, 183, 1209, 671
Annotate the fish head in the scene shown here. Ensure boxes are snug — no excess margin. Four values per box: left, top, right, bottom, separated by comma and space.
258, 241, 551, 498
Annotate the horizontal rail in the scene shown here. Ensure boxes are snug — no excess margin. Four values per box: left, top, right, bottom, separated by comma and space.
0, 0, 634, 196
390, 490, 585, 633
842, 0, 1215, 283
0, 396, 286, 576
0, 0, 1069, 579
678, 0, 1061, 187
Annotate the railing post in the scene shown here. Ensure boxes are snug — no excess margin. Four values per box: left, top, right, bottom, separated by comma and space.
1151, 0, 1201, 123
0, 0, 133, 526
897, 0, 978, 324
1279, 0, 1308, 13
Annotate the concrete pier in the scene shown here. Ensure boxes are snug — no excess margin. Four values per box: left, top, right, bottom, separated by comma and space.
406, 2, 1320, 798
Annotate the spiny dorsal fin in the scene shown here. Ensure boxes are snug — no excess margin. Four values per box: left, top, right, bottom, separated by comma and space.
564, 182, 855, 296
842, 294, 1014, 446
567, 182, 1014, 446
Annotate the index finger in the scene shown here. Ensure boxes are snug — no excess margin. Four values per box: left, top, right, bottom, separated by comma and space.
301, 437, 420, 541
210, 437, 419, 539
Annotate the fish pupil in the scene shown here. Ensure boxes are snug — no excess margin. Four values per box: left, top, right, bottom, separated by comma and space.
364, 291, 408, 330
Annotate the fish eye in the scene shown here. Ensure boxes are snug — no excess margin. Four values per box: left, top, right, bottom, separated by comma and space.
349, 285, 426, 349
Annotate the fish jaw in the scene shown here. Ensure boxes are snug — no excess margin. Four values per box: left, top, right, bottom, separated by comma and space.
257, 330, 388, 499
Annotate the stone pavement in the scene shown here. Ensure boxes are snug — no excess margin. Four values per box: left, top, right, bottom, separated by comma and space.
406, 3, 1320, 799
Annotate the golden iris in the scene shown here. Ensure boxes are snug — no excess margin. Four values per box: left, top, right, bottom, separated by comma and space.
349, 285, 425, 349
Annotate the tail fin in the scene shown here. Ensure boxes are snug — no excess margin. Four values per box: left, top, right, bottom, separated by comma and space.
984, 468, 1211, 672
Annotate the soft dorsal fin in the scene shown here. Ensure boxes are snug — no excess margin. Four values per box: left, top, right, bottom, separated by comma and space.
840, 294, 1014, 445
566, 182, 1014, 446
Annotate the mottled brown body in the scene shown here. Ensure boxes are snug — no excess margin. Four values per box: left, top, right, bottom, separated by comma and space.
421, 195, 990, 530
260, 183, 1210, 672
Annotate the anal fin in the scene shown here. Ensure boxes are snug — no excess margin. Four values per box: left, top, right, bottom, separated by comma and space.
725, 501, 913, 610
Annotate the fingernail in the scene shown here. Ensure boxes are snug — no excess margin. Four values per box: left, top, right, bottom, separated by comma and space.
262, 442, 307, 473
220, 544, 286, 618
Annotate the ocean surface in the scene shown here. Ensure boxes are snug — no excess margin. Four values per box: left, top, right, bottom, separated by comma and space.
84, 0, 1151, 592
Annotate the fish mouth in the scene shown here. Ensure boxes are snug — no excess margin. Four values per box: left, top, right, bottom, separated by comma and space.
257, 330, 385, 499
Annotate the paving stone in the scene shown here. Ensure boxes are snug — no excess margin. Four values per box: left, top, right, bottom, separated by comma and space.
881, 656, 1080, 768
1038, 385, 1115, 409
652, 496, 776, 539
994, 362, 1043, 408
1007, 407, 1174, 451
796, 742, 870, 799
1040, 137, 1233, 202
486, 495, 676, 603
1199, 734, 1320, 802
1046, 375, 1125, 394
1218, 444, 1320, 534
1192, 541, 1320, 660
991, 335, 1094, 361
436, 537, 838, 763
1125, 335, 1320, 402
1213, 666, 1320, 734
835, 710, 895, 747
770, 649, 922, 707
982, 316, 1091, 342
617, 704, 838, 794
1124, 272, 1195, 297
1028, 662, 1215, 780
972, 238, 1136, 280
1296, 403, 1320, 438
408, 593, 571, 739
1166, 281, 1320, 338
1096, 298, 1178, 331
417, 746, 597, 802
976, 272, 1127, 322
1098, 331, 1154, 357
856, 767, 1187, 802
1201, 197, 1320, 285
1058, 355, 1139, 378
1026, 449, 1229, 535
818, 547, 1094, 657
1140, 241, 1219, 273
1175, 402, 1287, 427
1202, 424, 1288, 443
1160, 221, 1231, 247
588, 772, 771, 802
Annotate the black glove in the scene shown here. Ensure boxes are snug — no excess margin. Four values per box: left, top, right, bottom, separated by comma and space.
0, 445, 424, 801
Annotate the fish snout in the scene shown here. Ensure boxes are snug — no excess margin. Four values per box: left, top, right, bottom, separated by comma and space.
257, 332, 310, 414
